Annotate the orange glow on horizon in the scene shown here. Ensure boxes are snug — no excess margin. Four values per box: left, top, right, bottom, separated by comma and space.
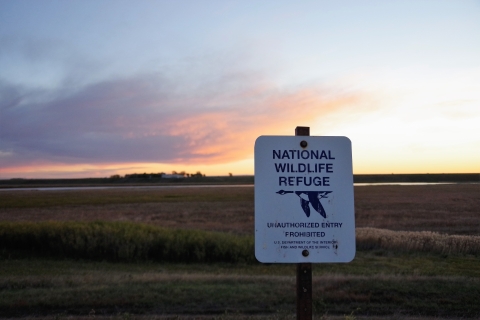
1, 156, 479, 180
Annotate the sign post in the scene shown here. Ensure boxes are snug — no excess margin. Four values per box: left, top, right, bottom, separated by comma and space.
254, 127, 355, 319
295, 126, 312, 320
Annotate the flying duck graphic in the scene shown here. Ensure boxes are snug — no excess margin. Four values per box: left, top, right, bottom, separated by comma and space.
276, 190, 332, 218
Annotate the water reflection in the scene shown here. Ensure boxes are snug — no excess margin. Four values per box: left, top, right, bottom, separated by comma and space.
354, 182, 458, 186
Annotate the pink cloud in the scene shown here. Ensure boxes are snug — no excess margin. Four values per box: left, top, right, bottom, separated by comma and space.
163, 87, 365, 164
0, 72, 372, 176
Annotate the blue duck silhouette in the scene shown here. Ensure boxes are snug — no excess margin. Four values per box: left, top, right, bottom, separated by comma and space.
276, 190, 332, 218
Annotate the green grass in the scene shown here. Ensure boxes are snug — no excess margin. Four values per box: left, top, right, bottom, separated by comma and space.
2, 221, 480, 317
1, 184, 480, 319
2, 221, 479, 267
1, 254, 480, 318
2, 251, 480, 278
0, 221, 254, 263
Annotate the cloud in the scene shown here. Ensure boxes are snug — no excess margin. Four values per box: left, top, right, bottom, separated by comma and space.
0, 69, 369, 172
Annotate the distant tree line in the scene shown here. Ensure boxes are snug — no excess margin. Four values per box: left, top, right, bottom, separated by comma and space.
110, 171, 206, 179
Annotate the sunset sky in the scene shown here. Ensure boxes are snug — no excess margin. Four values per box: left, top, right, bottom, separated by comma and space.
1, 1, 479, 179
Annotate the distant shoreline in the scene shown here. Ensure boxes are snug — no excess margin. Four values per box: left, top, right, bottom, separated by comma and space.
354, 173, 480, 183
0, 173, 479, 189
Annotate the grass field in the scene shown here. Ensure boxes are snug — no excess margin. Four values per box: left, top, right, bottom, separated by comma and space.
0, 184, 479, 319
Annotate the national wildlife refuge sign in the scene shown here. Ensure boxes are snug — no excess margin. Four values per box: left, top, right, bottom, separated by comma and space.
254, 136, 355, 263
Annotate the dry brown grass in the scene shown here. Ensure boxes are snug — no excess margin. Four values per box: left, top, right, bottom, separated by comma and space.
357, 227, 480, 255
2, 185, 480, 319
1, 184, 479, 236
354, 184, 480, 235
0, 187, 254, 235
0, 201, 253, 234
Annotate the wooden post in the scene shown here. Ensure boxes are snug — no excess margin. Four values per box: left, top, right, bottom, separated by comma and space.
295, 126, 312, 320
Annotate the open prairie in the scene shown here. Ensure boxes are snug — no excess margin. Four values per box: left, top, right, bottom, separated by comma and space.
1, 184, 479, 235
1, 183, 479, 319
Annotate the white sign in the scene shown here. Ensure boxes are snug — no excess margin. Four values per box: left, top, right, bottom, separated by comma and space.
254, 136, 355, 263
